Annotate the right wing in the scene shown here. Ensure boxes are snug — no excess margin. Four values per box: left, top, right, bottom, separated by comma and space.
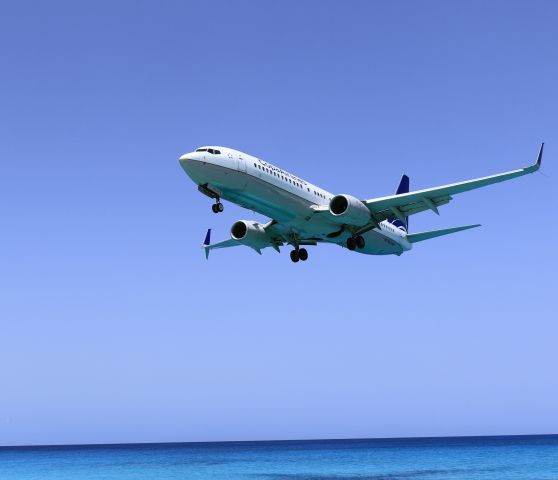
363, 143, 544, 224
201, 224, 318, 259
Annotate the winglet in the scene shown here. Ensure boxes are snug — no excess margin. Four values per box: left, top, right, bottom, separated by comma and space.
536, 142, 544, 169
202, 229, 211, 259
523, 142, 544, 173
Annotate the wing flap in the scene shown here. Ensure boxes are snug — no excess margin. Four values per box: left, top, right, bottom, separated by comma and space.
371, 196, 452, 223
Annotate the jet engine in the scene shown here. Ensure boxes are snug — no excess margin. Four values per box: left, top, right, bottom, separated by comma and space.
329, 194, 371, 227
230, 220, 271, 249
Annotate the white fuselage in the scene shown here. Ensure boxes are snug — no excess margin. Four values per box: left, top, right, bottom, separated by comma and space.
179, 146, 412, 255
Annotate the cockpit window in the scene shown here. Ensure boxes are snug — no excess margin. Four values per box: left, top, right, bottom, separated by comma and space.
196, 147, 221, 154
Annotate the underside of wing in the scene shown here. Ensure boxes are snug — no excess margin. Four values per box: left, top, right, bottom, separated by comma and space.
201, 222, 321, 259
201, 229, 243, 259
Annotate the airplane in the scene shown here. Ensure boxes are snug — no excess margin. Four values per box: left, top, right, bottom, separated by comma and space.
179, 143, 544, 262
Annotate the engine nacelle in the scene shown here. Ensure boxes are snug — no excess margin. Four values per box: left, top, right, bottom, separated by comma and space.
230, 220, 271, 249
329, 194, 371, 227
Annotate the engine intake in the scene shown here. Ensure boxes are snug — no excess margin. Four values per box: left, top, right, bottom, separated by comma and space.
231, 221, 248, 240
329, 194, 371, 227
230, 220, 271, 249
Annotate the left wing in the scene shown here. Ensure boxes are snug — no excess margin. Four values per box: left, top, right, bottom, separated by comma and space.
363, 143, 543, 224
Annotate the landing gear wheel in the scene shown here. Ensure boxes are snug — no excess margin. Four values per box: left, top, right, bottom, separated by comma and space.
346, 237, 356, 251
356, 235, 365, 249
298, 248, 308, 261
211, 202, 224, 213
290, 250, 300, 263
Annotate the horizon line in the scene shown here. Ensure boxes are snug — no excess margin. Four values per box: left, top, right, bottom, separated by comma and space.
2, 432, 557, 450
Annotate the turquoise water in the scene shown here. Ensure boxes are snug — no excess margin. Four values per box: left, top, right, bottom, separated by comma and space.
1, 436, 557, 479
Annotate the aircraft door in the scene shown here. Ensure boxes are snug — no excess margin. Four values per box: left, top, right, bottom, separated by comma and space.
237, 153, 247, 172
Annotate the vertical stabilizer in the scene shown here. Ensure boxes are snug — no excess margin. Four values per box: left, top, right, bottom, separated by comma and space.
389, 174, 410, 231
395, 174, 409, 195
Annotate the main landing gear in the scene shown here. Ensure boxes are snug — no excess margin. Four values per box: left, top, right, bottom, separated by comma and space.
346, 235, 365, 251
211, 201, 224, 213
290, 248, 308, 263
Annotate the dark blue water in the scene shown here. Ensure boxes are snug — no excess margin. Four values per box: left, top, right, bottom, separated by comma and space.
1, 436, 557, 479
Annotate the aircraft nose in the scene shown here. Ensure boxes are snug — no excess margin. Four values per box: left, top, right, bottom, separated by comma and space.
179, 153, 198, 167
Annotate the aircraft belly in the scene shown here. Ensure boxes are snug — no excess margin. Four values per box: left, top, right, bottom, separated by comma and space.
186, 160, 323, 224
224, 174, 310, 222
185, 161, 377, 241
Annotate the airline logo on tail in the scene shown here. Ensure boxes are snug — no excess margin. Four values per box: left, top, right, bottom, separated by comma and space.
388, 174, 410, 232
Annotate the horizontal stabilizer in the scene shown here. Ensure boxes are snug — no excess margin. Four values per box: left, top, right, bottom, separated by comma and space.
406, 224, 481, 243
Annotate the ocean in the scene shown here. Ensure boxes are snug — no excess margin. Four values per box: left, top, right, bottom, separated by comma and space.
1, 435, 557, 479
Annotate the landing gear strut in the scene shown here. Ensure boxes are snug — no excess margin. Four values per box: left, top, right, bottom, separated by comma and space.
347, 235, 365, 251
290, 248, 308, 263
211, 201, 224, 213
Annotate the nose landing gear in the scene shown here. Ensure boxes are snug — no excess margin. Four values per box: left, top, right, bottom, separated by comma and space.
211, 202, 224, 213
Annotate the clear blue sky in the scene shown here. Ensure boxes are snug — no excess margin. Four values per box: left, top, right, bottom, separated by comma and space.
1, 0, 556, 446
